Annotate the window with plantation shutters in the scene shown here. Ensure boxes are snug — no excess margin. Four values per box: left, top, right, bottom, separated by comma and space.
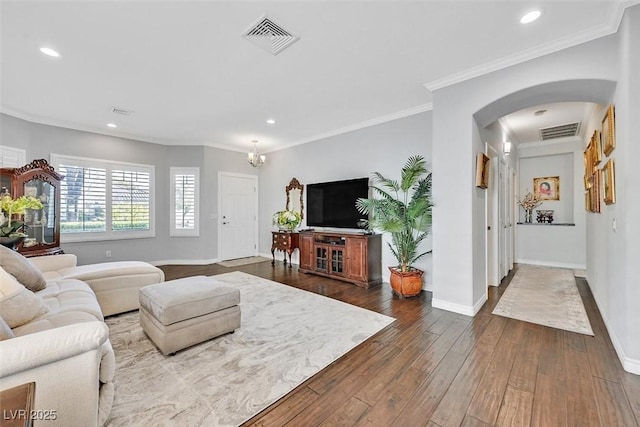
51, 154, 155, 242
170, 167, 199, 237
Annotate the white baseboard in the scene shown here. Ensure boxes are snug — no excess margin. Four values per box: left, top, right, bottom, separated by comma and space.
432, 293, 486, 317
150, 257, 219, 266
516, 259, 586, 270
589, 286, 640, 375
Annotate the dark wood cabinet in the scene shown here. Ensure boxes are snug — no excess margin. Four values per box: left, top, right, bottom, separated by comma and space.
0, 159, 64, 257
298, 231, 382, 288
271, 231, 299, 268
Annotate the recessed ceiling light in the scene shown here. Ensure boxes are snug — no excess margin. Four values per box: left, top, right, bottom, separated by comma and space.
520, 10, 542, 24
266, 119, 276, 125
107, 123, 117, 128
39, 47, 61, 58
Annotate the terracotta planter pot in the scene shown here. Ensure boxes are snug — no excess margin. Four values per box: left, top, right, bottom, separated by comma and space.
389, 267, 423, 298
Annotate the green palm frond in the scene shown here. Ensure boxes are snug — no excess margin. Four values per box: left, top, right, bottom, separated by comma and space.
357, 155, 434, 272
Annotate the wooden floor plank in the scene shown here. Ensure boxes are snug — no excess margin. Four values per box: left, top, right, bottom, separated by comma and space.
494, 386, 533, 427
593, 377, 639, 427
155, 262, 635, 427
318, 396, 370, 426
564, 332, 601, 427
465, 321, 523, 424
429, 316, 508, 427
531, 328, 567, 427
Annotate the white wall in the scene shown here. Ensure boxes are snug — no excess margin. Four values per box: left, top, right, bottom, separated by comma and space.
259, 111, 434, 289
585, 4, 640, 375
514, 140, 586, 269
431, 32, 618, 317
0, 113, 249, 265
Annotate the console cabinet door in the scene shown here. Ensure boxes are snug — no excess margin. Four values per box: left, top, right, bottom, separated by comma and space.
345, 237, 367, 282
299, 233, 314, 270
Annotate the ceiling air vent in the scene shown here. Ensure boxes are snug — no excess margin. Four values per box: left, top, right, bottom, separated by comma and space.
111, 107, 134, 116
539, 122, 580, 141
242, 16, 299, 55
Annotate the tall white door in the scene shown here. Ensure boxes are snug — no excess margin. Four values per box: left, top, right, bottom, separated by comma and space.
486, 145, 500, 287
218, 172, 258, 261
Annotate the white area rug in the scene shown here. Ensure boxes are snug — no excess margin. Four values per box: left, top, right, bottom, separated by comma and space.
105, 271, 394, 426
493, 264, 593, 336
217, 256, 271, 268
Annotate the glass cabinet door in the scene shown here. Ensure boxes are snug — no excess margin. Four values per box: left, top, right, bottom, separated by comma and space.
22, 178, 57, 249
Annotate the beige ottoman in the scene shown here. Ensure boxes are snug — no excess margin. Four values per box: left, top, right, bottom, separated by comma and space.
138, 276, 240, 355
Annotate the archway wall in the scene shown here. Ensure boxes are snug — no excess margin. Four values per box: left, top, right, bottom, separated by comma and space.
431, 4, 640, 373
431, 30, 619, 315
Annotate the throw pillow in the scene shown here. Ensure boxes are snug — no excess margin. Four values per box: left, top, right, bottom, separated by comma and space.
0, 267, 49, 328
0, 314, 15, 340
0, 244, 47, 292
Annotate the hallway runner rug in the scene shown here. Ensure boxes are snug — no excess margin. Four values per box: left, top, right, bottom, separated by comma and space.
105, 271, 394, 426
492, 264, 593, 336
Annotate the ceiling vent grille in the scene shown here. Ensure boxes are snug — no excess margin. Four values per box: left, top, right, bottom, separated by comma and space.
539, 122, 580, 140
111, 107, 134, 116
242, 16, 299, 55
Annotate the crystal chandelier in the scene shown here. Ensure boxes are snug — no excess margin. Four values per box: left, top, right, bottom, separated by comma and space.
247, 140, 265, 167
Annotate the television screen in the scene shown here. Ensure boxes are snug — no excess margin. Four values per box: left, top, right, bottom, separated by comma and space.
306, 178, 369, 229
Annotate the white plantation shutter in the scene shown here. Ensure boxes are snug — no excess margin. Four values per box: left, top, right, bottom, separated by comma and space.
58, 165, 107, 232
51, 154, 154, 242
111, 169, 150, 231
170, 167, 199, 237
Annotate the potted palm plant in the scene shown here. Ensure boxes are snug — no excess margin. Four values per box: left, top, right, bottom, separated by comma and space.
356, 155, 433, 297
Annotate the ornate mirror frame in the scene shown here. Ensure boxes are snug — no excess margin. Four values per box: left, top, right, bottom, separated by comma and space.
285, 177, 304, 219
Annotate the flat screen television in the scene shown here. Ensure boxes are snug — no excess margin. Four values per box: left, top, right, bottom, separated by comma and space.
306, 177, 369, 229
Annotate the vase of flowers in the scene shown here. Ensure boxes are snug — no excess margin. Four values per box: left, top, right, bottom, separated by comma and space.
0, 194, 43, 249
517, 191, 542, 223
272, 210, 302, 231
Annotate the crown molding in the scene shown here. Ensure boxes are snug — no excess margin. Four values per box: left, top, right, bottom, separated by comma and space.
424, 2, 631, 92
2, 103, 432, 154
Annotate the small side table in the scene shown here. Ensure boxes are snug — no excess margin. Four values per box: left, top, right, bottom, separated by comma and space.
0, 382, 36, 427
271, 231, 299, 268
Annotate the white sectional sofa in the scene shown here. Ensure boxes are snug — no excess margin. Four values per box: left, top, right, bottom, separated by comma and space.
0, 248, 164, 427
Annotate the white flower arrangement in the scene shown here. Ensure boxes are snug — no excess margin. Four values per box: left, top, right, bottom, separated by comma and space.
272, 210, 301, 231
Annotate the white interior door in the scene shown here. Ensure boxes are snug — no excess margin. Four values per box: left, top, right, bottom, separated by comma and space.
498, 157, 508, 280
218, 172, 258, 261
486, 144, 499, 287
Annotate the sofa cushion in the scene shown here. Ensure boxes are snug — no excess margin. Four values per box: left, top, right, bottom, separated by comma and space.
11, 310, 102, 337
0, 267, 49, 328
39, 279, 104, 321
0, 245, 47, 292
0, 314, 15, 340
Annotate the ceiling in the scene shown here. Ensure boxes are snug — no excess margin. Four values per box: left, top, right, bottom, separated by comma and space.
0, 1, 633, 154
500, 101, 598, 146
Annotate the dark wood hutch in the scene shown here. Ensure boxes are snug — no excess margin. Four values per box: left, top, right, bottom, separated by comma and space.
1, 159, 64, 257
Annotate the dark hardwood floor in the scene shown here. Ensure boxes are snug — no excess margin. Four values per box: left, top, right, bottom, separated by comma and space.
158, 261, 640, 427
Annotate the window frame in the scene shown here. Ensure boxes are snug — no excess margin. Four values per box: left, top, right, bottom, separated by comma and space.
170, 167, 200, 237
51, 153, 155, 243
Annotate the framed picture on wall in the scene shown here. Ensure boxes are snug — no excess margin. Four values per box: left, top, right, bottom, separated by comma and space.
591, 130, 602, 166
603, 159, 616, 205
475, 152, 490, 189
602, 104, 616, 156
533, 176, 560, 201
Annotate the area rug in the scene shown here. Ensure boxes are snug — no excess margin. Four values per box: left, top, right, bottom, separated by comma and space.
492, 264, 593, 336
105, 271, 394, 426
217, 256, 271, 268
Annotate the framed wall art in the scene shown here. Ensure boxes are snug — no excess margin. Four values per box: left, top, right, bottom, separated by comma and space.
475, 152, 490, 189
591, 129, 602, 166
602, 104, 616, 156
603, 158, 616, 205
533, 176, 559, 201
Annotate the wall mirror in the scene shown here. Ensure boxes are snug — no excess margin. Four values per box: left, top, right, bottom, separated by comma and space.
285, 177, 304, 219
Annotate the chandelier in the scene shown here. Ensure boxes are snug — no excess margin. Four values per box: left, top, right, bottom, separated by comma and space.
247, 140, 265, 167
